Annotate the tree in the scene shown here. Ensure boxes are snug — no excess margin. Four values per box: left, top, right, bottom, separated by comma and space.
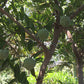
0, 0, 84, 84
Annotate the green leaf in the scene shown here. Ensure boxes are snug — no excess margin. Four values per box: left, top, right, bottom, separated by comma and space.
45, 19, 53, 31
20, 7, 25, 20
30, 68, 36, 77
19, 72, 29, 84
26, 40, 34, 51
14, 64, 20, 79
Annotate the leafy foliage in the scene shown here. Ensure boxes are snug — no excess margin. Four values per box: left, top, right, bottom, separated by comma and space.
0, 0, 84, 83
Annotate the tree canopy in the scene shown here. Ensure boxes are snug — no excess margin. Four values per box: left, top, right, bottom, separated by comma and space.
0, 0, 84, 84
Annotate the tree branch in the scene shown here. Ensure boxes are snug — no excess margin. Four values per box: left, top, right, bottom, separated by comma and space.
70, 4, 84, 19
31, 50, 43, 58
0, 7, 48, 53
49, 26, 62, 55
36, 26, 62, 84
49, 0, 61, 54
54, 0, 60, 24
37, 51, 52, 84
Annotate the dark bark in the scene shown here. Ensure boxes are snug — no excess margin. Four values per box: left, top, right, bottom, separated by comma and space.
72, 42, 84, 84
77, 56, 83, 84
36, 53, 52, 84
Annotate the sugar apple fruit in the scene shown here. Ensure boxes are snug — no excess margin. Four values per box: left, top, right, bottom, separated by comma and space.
0, 49, 9, 60
60, 16, 72, 27
23, 58, 36, 70
37, 29, 49, 40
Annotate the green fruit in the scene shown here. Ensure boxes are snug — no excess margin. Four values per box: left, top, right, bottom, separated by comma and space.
60, 16, 72, 27
0, 49, 9, 60
23, 58, 36, 70
37, 29, 49, 40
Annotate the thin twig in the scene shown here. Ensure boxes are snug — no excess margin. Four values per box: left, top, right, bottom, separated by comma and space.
31, 50, 43, 58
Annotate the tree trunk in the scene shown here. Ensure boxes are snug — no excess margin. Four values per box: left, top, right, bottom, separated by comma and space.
66, 30, 84, 84
77, 56, 83, 84
36, 26, 61, 84
36, 54, 52, 84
